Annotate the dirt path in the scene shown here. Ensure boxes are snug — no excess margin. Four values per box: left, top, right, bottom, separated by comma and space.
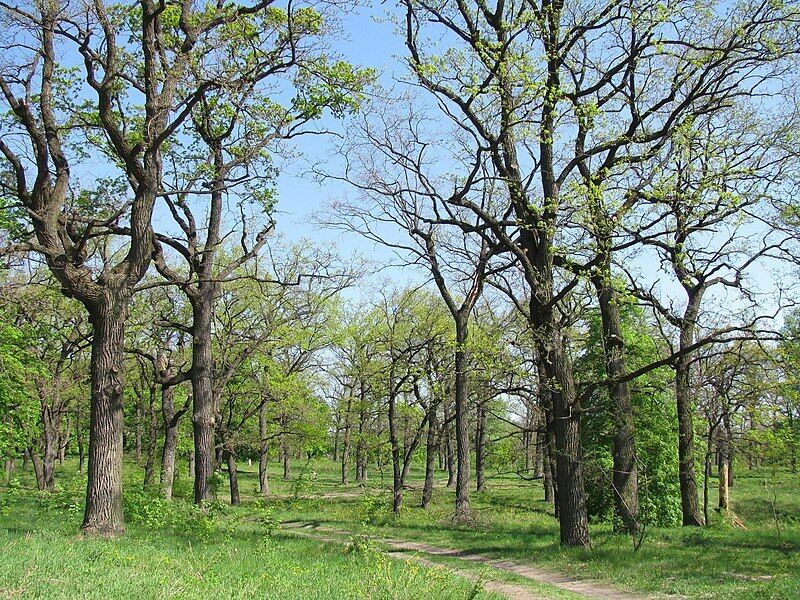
281, 521, 651, 600
281, 522, 550, 599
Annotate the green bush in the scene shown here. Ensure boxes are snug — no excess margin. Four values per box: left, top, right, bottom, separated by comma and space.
124, 489, 172, 529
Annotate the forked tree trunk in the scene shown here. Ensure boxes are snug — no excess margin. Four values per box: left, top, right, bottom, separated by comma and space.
82, 299, 126, 537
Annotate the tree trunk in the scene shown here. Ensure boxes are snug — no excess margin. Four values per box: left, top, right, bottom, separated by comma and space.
282, 431, 290, 480
4, 459, 13, 483
160, 384, 179, 500
547, 334, 589, 547
676, 355, 703, 525
475, 402, 486, 493
40, 402, 58, 492
388, 381, 403, 513
82, 299, 126, 537
591, 273, 639, 535
224, 447, 240, 506
192, 291, 216, 504
134, 401, 143, 463
341, 390, 353, 485
29, 447, 46, 491
422, 405, 437, 508
188, 451, 195, 478
718, 413, 730, 512
356, 384, 368, 483
58, 416, 71, 465
258, 399, 270, 496
444, 398, 456, 488
143, 384, 158, 489
675, 292, 704, 526
453, 313, 471, 519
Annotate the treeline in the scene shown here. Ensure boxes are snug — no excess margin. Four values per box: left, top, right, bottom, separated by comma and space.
1, 0, 799, 548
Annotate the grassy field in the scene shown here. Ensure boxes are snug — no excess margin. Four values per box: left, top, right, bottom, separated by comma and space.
1, 457, 798, 599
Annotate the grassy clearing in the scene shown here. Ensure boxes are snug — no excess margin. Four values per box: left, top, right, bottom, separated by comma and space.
235, 459, 800, 600
1, 458, 798, 599
0, 467, 499, 599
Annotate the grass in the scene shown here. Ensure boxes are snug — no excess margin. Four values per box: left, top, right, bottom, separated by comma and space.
1, 457, 798, 599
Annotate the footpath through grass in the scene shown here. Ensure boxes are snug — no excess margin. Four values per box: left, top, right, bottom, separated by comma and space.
0, 463, 498, 599
1, 458, 798, 599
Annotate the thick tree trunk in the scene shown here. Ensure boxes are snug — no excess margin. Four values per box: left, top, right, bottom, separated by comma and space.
422, 405, 437, 508
592, 274, 639, 535
258, 399, 270, 496
192, 292, 216, 504
4, 458, 13, 483
475, 403, 486, 493
82, 299, 126, 537
453, 314, 471, 519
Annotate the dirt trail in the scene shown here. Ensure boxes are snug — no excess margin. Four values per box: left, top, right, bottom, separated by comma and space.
281, 521, 651, 600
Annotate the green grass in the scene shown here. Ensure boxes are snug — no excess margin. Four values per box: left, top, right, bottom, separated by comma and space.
0, 464, 499, 599
2, 457, 798, 599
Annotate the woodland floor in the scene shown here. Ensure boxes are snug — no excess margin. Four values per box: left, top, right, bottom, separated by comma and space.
0, 458, 798, 599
